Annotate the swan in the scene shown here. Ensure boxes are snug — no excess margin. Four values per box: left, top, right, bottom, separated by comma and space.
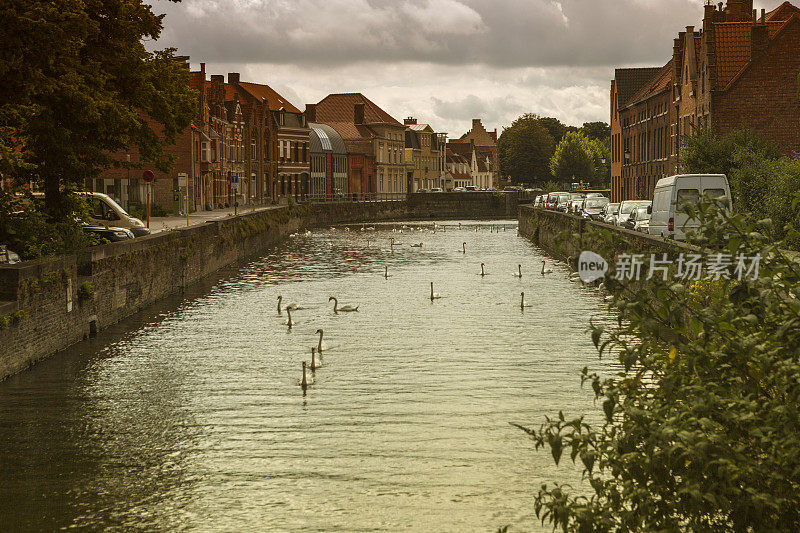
462, 242, 466, 254
366, 226, 375, 231
480, 263, 487, 277
285, 308, 296, 329
330, 296, 359, 313
384, 266, 389, 279
541, 261, 553, 275
411, 242, 423, 248
430, 282, 442, 301
300, 361, 313, 389
316, 329, 327, 353
513, 264, 523, 278
310, 347, 321, 371
520, 292, 533, 309
277, 296, 299, 313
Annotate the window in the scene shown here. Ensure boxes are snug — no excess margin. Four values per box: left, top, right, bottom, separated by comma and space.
677, 188, 700, 207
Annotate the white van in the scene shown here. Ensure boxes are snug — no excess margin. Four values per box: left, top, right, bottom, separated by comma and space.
648, 174, 731, 240
32, 191, 150, 237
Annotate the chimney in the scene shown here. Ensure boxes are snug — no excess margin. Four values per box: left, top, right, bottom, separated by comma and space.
404, 117, 417, 125
354, 103, 365, 125
752, 20, 769, 56
725, 0, 753, 21
761, 8, 766, 22
228, 72, 240, 85
211, 74, 224, 84
305, 104, 316, 122
472, 118, 481, 129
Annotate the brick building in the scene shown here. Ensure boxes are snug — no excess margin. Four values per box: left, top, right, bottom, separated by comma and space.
611, 0, 800, 202
448, 119, 499, 188
307, 94, 407, 199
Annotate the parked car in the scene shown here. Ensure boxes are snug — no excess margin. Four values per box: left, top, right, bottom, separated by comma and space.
603, 203, 621, 224
454, 187, 466, 192
81, 224, 135, 242
533, 195, 544, 208
464, 186, 478, 191
429, 188, 443, 193
583, 197, 610, 221
555, 193, 571, 212
0, 245, 20, 264
623, 205, 652, 232
33, 191, 150, 237
616, 200, 653, 227
571, 199, 585, 215
545, 192, 564, 209
585, 192, 606, 198
649, 174, 732, 240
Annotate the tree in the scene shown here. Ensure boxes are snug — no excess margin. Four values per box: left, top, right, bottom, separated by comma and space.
581, 121, 610, 142
520, 203, 800, 530
498, 114, 556, 185
549, 131, 595, 183
0, 0, 196, 216
538, 117, 576, 146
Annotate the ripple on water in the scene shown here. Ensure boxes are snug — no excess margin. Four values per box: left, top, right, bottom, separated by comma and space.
0, 220, 618, 532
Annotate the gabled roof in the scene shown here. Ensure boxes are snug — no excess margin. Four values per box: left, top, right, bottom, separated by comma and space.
714, 20, 792, 88
323, 121, 376, 141
236, 81, 301, 113
614, 67, 663, 107
314, 93, 401, 126
626, 60, 673, 107
765, 1, 800, 21
407, 123, 434, 132
447, 142, 472, 158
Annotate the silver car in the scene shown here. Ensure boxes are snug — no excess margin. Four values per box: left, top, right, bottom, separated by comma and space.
616, 200, 652, 227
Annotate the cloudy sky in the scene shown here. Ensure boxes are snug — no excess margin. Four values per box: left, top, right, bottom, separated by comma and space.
150, 0, 775, 137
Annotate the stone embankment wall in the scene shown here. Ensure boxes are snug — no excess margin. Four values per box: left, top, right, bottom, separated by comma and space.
518, 205, 689, 266
0, 194, 517, 380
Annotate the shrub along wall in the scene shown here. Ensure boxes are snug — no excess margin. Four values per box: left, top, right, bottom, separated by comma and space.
0, 195, 516, 381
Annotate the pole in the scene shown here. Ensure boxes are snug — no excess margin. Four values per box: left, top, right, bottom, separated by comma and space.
186, 183, 189, 227
146, 182, 151, 228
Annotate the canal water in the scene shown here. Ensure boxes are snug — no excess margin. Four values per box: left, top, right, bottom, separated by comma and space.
0, 221, 617, 532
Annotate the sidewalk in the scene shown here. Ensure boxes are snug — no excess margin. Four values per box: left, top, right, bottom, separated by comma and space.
146, 204, 281, 233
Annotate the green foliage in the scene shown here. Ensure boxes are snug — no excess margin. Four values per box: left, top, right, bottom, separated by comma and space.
550, 131, 596, 183
681, 128, 800, 246
498, 114, 556, 185
519, 200, 800, 530
581, 121, 610, 142
0, 189, 98, 259
0, 310, 25, 330
0, 0, 196, 215
537, 117, 575, 145
78, 281, 94, 302
541, 180, 562, 194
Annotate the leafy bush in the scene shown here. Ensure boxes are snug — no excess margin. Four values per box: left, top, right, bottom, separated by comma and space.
0, 189, 97, 260
78, 281, 94, 302
520, 199, 800, 530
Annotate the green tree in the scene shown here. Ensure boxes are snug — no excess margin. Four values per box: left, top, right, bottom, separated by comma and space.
498, 114, 556, 185
538, 117, 576, 145
519, 202, 800, 530
0, 0, 196, 216
549, 131, 595, 183
588, 138, 611, 186
581, 121, 610, 142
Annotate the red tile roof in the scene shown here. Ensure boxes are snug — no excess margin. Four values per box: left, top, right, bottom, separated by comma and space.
714, 20, 791, 88
314, 93, 401, 127
765, 1, 800, 21
236, 82, 301, 113
322, 121, 376, 141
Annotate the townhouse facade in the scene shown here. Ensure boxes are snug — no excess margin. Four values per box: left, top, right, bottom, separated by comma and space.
308, 94, 407, 198
448, 119, 499, 189
403, 118, 444, 192
611, 0, 800, 202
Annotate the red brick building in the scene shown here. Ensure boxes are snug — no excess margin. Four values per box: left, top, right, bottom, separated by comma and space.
611, 0, 800, 202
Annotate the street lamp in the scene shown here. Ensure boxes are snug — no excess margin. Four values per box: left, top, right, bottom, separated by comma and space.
624, 149, 631, 164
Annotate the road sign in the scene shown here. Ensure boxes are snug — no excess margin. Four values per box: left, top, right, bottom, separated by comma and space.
143, 170, 155, 183
178, 172, 187, 188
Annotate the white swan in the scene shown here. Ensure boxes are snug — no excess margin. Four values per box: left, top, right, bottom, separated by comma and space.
330, 296, 359, 313
315, 329, 328, 353
520, 292, 532, 309
384, 266, 389, 279
277, 295, 299, 313
541, 261, 553, 275
480, 263, 487, 277
310, 347, 321, 371
300, 361, 314, 389
513, 264, 523, 278
411, 242, 423, 248
285, 308, 296, 328
462, 242, 466, 254
430, 282, 442, 301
